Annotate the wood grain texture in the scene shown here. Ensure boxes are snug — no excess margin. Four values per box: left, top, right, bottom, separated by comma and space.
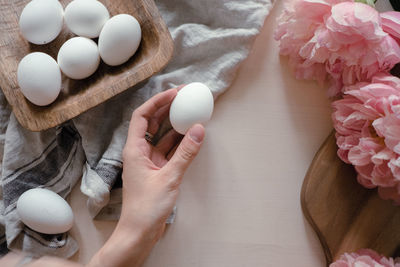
301, 131, 400, 266
0, 0, 174, 131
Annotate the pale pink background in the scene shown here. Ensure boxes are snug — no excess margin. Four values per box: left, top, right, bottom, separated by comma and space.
70, 1, 333, 265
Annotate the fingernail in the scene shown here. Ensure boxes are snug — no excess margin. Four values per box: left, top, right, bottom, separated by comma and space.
188, 124, 205, 144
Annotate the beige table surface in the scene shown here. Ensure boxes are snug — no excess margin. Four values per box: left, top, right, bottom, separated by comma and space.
70, 1, 333, 266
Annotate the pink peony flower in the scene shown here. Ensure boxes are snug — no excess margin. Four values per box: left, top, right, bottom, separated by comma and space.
274, 0, 400, 96
330, 249, 400, 267
332, 73, 400, 203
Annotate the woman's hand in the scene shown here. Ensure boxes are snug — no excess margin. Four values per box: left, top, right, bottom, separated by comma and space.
120, 87, 205, 235
89, 88, 205, 267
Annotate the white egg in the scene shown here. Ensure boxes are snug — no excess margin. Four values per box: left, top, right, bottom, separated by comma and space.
19, 0, 64, 45
64, 0, 110, 38
169, 83, 214, 135
57, 37, 100, 79
17, 52, 61, 106
17, 188, 74, 235
98, 14, 142, 66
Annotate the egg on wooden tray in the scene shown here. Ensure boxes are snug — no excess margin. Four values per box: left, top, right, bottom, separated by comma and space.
99, 14, 142, 66
19, 0, 64, 45
17, 188, 74, 234
64, 0, 110, 38
170, 83, 214, 135
17, 52, 62, 106
58, 37, 100, 80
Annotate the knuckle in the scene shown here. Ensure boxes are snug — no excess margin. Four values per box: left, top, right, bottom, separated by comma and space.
131, 109, 140, 120
178, 144, 196, 161
122, 147, 134, 162
167, 178, 181, 191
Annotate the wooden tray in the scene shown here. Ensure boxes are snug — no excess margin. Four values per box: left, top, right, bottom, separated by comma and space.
0, 0, 174, 131
301, 131, 400, 266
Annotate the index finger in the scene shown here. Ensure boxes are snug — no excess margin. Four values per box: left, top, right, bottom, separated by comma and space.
127, 88, 178, 143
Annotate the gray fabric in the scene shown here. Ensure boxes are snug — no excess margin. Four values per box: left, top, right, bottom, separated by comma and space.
0, 0, 274, 258
376, 0, 395, 11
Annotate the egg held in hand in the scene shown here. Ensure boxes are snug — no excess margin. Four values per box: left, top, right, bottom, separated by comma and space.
170, 82, 214, 135
98, 14, 142, 66
17, 188, 74, 235
64, 0, 110, 38
19, 0, 64, 45
17, 52, 61, 106
58, 37, 100, 80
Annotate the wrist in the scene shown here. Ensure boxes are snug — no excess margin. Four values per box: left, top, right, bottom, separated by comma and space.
118, 205, 166, 243
88, 221, 158, 267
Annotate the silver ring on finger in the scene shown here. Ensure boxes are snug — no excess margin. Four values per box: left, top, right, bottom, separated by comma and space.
145, 132, 155, 145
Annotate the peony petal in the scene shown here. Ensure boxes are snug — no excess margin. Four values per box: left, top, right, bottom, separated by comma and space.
371, 73, 400, 89
378, 185, 400, 205
373, 114, 400, 154
371, 148, 395, 164
331, 249, 400, 267
295, 0, 332, 21
356, 171, 376, 188
327, 2, 385, 42
381, 11, 400, 40
389, 157, 400, 180
375, 36, 400, 69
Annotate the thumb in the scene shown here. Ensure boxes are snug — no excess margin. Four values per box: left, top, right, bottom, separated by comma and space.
165, 124, 205, 176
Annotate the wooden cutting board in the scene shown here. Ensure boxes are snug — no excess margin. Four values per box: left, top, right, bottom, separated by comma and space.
0, 0, 173, 131
301, 131, 400, 266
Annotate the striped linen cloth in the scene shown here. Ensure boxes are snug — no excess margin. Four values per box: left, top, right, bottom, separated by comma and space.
0, 0, 274, 258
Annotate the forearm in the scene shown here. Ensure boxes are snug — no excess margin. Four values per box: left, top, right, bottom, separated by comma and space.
0, 252, 83, 267
87, 220, 160, 267
0, 222, 157, 267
